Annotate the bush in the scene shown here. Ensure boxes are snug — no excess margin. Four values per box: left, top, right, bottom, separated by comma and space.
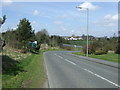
35, 44, 40, 51
94, 50, 108, 55
82, 41, 100, 55
115, 43, 120, 54
20, 48, 28, 53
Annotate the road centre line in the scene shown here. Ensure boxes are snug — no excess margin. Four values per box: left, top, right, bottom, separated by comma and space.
54, 54, 63, 59
58, 55, 63, 59
65, 59, 76, 65
55, 54, 76, 65
83, 68, 120, 88
54, 53, 120, 87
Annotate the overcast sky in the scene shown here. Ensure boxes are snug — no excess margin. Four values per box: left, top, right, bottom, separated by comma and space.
2, 1, 118, 37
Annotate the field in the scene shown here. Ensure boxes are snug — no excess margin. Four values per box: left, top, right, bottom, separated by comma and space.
72, 52, 119, 63
67, 40, 92, 46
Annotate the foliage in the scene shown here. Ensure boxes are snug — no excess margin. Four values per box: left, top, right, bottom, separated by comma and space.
36, 30, 67, 47
94, 50, 108, 55
0, 15, 7, 50
115, 37, 120, 54
2, 18, 36, 50
16, 18, 36, 47
0, 15, 6, 27
2, 30, 20, 48
82, 36, 118, 55
36, 29, 50, 44
82, 40, 100, 54
50, 35, 66, 47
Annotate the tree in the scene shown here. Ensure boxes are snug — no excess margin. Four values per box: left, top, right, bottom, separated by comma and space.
50, 35, 66, 47
0, 15, 6, 28
36, 29, 50, 44
16, 18, 35, 47
115, 36, 120, 54
0, 15, 6, 50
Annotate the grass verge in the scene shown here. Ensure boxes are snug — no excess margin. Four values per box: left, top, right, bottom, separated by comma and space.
2, 51, 46, 88
2, 46, 66, 88
72, 52, 119, 63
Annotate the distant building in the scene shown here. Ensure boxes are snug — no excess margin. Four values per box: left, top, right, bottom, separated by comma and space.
63, 34, 98, 40
64, 35, 83, 40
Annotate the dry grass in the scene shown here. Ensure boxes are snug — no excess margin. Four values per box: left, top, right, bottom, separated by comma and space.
2, 46, 31, 61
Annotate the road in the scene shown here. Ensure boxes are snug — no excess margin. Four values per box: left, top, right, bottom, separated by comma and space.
44, 51, 119, 88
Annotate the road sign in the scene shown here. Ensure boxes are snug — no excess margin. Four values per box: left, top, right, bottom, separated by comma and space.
29, 41, 37, 48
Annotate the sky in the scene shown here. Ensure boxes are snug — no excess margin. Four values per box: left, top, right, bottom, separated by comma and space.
1, 1, 118, 37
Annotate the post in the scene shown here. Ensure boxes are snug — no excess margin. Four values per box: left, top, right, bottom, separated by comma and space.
86, 8, 89, 57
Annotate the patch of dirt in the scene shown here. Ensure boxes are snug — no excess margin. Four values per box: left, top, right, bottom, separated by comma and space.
21, 80, 32, 88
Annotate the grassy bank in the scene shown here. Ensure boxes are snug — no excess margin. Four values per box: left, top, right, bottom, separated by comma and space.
2, 46, 66, 88
72, 52, 119, 63
2, 50, 46, 88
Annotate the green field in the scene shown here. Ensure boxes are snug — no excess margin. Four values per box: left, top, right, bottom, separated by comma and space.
67, 40, 92, 46
72, 52, 119, 63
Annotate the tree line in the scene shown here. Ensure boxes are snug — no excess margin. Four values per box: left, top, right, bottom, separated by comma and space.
82, 35, 120, 55
1, 17, 67, 52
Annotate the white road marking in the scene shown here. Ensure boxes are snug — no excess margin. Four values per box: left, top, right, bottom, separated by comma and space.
54, 53, 119, 87
55, 53, 119, 87
65, 59, 76, 65
83, 68, 120, 87
58, 55, 63, 59
54, 54, 63, 59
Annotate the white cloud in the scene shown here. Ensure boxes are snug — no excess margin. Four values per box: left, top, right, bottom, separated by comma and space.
104, 23, 116, 27
77, 2, 99, 10
2, 0, 13, 6
56, 14, 68, 19
94, 20, 116, 27
104, 14, 118, 21
60, 26, 67, 31
59, 14, 68, 18
61, 14, 68, 18
33, 10, 39, 16
32, 21, 37, 24
94, 14, 118, 27
54, 21, 64, 25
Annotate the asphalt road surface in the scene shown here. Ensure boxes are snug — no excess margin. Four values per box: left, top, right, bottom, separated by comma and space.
44, 51, 119, 88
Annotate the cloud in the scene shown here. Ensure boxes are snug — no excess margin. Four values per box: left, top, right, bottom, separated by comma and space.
2, 0, 13, 6
54, 21, 64, 25
93, 14, 118, 27
32, 21, 37, 24
94, 20, 116, 27
33, 10, 39, 16
77, 2, 99, 10
55, 14, 68, 19
104, 14, 118, 21
59, 14, 68, 18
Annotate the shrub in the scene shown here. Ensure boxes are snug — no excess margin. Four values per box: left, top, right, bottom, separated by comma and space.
94, 49, 108, 55
115, 43, 120, 54
35, 44, 40, 51
20, 48, 28, 53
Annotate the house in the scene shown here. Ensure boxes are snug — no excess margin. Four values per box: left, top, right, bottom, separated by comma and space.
64, 35, 83, 40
